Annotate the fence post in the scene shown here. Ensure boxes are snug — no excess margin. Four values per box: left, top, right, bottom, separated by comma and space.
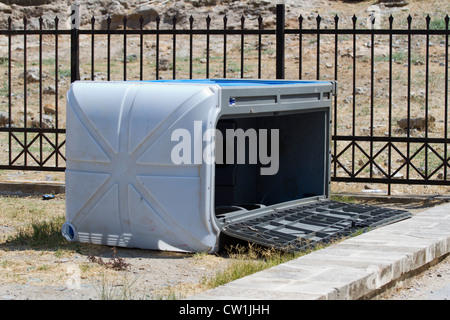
276, 3, 285, 79
71, 2, 80, 83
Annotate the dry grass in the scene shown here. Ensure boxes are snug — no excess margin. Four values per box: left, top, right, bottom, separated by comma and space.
0, 194, 138, 297
0, 194, 230, 299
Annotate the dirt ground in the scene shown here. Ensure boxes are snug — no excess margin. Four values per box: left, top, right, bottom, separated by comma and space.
378, 253, 450, 300
0, 191, 447, 300
0, 245, 230, 300
0, 193, 232, 300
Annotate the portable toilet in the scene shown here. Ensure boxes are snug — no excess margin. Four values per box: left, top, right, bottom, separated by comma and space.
62, 79, 409, 253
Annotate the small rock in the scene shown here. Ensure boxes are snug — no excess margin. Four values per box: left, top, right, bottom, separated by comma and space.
42, 114, 55, 128
393, 172, 404, 179
191, 0, 218, 7
159, 57, 172, 71
0, 111, 12, 127
379, 0, 409, 7
397, 115, 435, 132
43, 85, 56, 95
127, 7, 159, 29
43, 104, 56, 115
355, 87, 366, 95
29, 118, 40, 128
19, 67, 40, 83
344, 96, 353, 104
437, 173, 450, 180
126, 54, 138, 63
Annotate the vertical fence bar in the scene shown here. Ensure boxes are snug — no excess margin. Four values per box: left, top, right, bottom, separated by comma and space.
370, 16, 375, 179
140, 16, 144, 81
223, 15, 227, 78
55, 16, 60, 167
388, 15, 394, 195
7, 17, 11, 166
258, 15, 262, 79
276, 3, 285, 79
445, 15, 449, 181
189, 15, 194, 79
39, 17, 43, 166
333, 14, 339, 179
240, 15, 245, 79
316, 15, 321, 80
71, 3, 80, 83
107, 16, 111, 81
298, 15, 303, 80
23, 17, 27, 167
123, 17, 127, 81
206, 15, 211, 79
425, 15, 430, 180
351, 15, 357, 178
156, 16, 160, 80
406, 15, 412, 180
172, 16, 177, 79
91, 17, 95, 81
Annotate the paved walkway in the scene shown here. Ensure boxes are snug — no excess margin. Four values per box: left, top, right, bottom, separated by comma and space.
188, 202, 450, 300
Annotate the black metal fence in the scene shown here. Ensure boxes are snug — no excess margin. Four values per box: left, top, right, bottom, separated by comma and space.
0, 4, 449, 194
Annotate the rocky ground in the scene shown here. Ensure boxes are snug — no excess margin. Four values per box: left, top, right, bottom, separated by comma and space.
1, 0, 449, 197
0, 0, 430, 30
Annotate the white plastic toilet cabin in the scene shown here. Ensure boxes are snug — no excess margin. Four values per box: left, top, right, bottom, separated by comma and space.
62, 79, 339, 252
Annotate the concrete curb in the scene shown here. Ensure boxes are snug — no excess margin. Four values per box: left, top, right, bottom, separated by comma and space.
0, 181, 65, 196
188, 202, 450, 300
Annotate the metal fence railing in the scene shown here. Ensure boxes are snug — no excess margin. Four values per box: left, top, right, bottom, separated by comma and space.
0, 4, 448, 194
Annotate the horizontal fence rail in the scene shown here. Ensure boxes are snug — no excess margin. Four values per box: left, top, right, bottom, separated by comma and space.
0, 4, 449, 194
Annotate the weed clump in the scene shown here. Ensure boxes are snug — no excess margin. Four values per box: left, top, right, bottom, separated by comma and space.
87, 247, 131, 271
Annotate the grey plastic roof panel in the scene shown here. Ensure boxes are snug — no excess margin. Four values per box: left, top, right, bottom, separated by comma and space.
221, 199, 412, 252
218, 80, 335, 118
